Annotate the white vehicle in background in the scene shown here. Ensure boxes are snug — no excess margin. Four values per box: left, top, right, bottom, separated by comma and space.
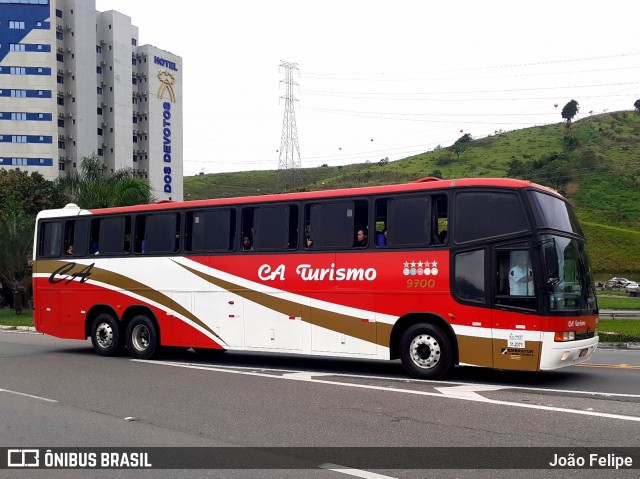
626, 281, 640, 297
605, 277, 633, 289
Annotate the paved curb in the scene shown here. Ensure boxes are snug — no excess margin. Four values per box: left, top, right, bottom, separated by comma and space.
597, 342, 640, 350
0, 325, 38, 332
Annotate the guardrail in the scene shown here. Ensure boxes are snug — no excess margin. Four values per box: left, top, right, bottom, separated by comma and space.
599, 310, 640, 320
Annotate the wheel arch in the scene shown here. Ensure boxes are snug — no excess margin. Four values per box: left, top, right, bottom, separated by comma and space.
389, 312, 459, 365
85, 305, 120, 339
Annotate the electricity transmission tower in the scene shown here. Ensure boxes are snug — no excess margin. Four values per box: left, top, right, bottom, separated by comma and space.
277, 61, 302, 190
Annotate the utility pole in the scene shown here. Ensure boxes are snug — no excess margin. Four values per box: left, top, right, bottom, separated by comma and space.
277, 61, 302, 190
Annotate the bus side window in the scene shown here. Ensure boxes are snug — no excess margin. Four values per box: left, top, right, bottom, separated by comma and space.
39, 221, 63, 258
305, 200, 367, 249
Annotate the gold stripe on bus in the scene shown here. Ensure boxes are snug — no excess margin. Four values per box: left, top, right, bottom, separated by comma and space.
34, 260, 225, 345
174, 261, 394, 348
453, 336, 541, 370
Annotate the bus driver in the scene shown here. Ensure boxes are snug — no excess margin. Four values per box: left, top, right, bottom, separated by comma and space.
509, 252, 533, 296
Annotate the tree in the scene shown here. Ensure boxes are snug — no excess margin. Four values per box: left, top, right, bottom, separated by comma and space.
0, 198, 35, 297
561, 99, 579, 126
634, 99, 640, 113
0, 170, 67, 307
58, 155, 153, 209
451, 133, 473, 158
0, 169, 66, 216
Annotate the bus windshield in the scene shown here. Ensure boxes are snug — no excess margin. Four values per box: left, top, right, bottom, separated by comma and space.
530, 191, 583, 236
543, 234, 597, 314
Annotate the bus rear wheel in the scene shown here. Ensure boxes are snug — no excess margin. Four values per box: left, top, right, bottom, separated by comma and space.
126, 315, 159, 360
399, 323, 453, 379
90, 313, 122, 357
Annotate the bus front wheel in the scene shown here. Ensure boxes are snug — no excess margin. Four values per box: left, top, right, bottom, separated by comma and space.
399, 323, 453, 379
90, 313, 122, 357
126, 315, 159, 360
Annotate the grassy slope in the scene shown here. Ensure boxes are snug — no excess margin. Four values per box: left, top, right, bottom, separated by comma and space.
185, 112, 640, 274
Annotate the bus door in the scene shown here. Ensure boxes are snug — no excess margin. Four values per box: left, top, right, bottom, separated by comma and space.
491, 244, 542, 371
451, 248, 493, 368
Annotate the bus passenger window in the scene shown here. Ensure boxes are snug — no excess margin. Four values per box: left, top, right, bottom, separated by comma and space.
453, 249, 485, 303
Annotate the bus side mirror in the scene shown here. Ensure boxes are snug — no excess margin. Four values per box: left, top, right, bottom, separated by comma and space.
544, 243, 559, 283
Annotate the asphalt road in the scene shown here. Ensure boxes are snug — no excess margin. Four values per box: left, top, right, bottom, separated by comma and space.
1, 330, 639, 479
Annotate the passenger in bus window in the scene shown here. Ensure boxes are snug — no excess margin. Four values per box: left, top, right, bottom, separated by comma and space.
306, 237, 313, 249
375, 229, 387, 248
242, 235, 252, 250
509, 252, 533, 296
438, 230, 448, 245
356, 228, 368, 247
66, 244, 74, 255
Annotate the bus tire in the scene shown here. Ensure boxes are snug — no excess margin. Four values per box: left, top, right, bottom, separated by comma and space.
399, 323, 453, 379
90, 313, 122, 357
126, 315, 159, 360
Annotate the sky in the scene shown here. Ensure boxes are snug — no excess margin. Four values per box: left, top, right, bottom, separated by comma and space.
95, 0, 640, 177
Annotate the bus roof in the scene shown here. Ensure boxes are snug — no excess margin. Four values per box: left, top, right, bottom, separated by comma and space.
48, 177, 562, 217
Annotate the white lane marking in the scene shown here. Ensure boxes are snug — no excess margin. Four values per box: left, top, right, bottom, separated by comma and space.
0, 388, 58, 403
133, 360, 640, 423
320, 463, 399, 479
435, 384, 507, 399
132, 359, 640, 399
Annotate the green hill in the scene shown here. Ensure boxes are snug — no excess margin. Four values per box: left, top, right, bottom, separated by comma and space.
185, 111, 640, 275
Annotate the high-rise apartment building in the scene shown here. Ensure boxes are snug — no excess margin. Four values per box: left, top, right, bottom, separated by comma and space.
0, 0, 183, 200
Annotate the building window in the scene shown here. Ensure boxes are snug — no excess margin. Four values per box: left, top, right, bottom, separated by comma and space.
10, 44, 26, 52
58, 141, 65, 149
56, 9, 63, 18
98, 148, 104, 156
96, 45, 102, 53
132, 78, 137, 85
56, 31, 63, 40
57, 97, 64, 106
9, 21, 26, 29
97, 87, 102, 94
132, 58, 137, 66
57, 75, 64, 84
133, 116, 138, 124
132, 38, 137, 46
97, 128, 103, 136
57, 53, 64, 62
133, 136, 138, 143
96, 66, 102, 74
58, 119, 65, 128
97, 107, 103, 115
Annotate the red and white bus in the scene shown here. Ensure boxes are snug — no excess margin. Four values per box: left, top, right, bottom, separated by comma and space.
32, 177, 599, 379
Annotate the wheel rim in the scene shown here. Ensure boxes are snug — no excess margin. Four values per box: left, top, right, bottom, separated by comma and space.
131, 324, 150, 352
95, 322, 114, 349
409, 334, 440, 369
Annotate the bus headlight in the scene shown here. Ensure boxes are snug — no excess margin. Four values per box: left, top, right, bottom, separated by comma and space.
554, 331, 576, 342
